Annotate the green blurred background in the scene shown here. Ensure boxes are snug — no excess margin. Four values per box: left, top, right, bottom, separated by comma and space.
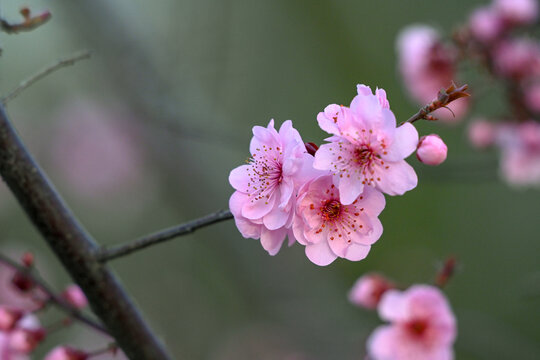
1, 0, 539, 359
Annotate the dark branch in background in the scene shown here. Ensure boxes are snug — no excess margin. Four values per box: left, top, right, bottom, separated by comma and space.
1, 50, 92, 105
0, 105, 172, 360
405, 83, 470, 124
0, 7, 51, 34
0, 253, 108, 335
98, 210, 233, 262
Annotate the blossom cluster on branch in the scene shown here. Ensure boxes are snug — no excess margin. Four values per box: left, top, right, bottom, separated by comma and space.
229, 85, 452, 266
0, 253, 123, 359
398, 0, 540, 187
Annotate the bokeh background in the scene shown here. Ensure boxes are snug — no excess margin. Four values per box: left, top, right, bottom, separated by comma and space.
1, 0, 539, 359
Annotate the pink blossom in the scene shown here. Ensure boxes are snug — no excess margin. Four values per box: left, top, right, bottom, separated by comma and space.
497, 121, 540, 186
348, 273, 394, 309
493, 39, 540, 80
314, 85, 418, 204
468, 119, 496, 149
229, 120, 317, 255
62, 285, 88, 309
293, 175, 385, 266
416, 135, 448, 166
3, 314, 44, 355
469, 6, 504, 44
396, 26, 467, 122
44, 346, 88, 360
494, 0, 538, 26
367, 285, 457, 360
0, 252, 43, 311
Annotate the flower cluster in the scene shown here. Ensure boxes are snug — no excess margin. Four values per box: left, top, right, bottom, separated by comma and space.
0, 252, 124, 359
349, 273, 457, 360
229, 85, 452, 265
398, 0, 540, 187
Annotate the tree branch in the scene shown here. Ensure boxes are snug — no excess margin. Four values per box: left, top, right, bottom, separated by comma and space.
1, 50, 92, 105
97, 210, 233, 262
0, 105, 172, 360
0, 253, 108, 335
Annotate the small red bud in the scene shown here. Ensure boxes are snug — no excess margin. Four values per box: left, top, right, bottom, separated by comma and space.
11, 272, 34, 293
305, 142, 319, 156
21, 252, 34, 267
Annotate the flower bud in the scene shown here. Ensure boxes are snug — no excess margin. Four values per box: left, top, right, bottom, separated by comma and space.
348, 273, 394, 310
0, 306, 24, 331
416, 134, 448, 166
11, 271, 34, 293
21, 252, 34, 267
61, 285, 88, 309
44, 346, 89, 360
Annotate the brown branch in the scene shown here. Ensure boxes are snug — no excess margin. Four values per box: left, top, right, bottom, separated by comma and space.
405, 83, 470, 124
0, 105, 172, 360
0, 253, 108, 335
97, 209, 233, 262
1, 51, 92, 105
0, 7, 51, 34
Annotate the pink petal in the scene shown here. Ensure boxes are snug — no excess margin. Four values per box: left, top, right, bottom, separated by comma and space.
230, 192, 262, 238
313, 143, 335, 170
228, 165, 251, 192
292, 214, 308, 245
338, 174, 364, 205
278, 178, 294, 208
263, 204, 290, 230
344, 243, 371, 261
367, 325, 397, 360
379, 290, 408, 322
350, 215, 383, 245
241, 192, 276, 219
355, 186, 386, 217
317, 104, 341, 135
305, 240, 337, 266
375, 160, 418, 196
383, 122, 419, 162
260, 227, 287, 256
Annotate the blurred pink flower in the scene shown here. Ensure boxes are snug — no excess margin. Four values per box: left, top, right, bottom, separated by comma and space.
314, 85, 418, 204
0, 314, 44, 358
44, 346, 88, 360
0, 254, 42, 311
367, 285, 456, 360
348, 273, 394, 310
50, 100, 147, 199
524, 82, 540, 113
468, 119, 497, 149
497, 121, 540, 186
229, 120, 317, 255
469, 6, 504, 44
0, 307, 24, 332
396, 25, 467, 122
293, 175, 385, 266
416, 135, 448, 166
494, 0, 538, 26
493, 39, 540, 80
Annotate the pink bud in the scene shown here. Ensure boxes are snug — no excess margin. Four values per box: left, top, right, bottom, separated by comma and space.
0, 306, 24, 331
416, 134, 448, 166
21, 252, 34, 267
348, 273, 394, 310
61, 285, 88, 309
468, 119, 496, 149
44, 346, 89, 360
9, 327, 46, 353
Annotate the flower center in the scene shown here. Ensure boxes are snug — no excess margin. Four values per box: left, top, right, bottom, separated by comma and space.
407, 319, 428, 337
354, 147, 375, 165
321, 200, 342, 221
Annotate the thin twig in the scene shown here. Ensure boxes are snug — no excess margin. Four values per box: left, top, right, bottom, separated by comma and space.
97, 209, 233, 262
0, 105, 172, 360
0, 253, 109, 335
1, 50, 92, 105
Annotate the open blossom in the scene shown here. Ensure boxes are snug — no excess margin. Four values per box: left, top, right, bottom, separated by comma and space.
469, 6, 504, 44
0, 314, 44, 358
293, 175, 385, 266
229, 119, 316, 255
497, 121, 540, 187
396, 25, 468, 122
367, 285, 457, 360
348, 273, 394, 309
494, 0, 538, 26
314, 85, 418, 205
493, 39, 540, 80
416, 135, 448, 166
